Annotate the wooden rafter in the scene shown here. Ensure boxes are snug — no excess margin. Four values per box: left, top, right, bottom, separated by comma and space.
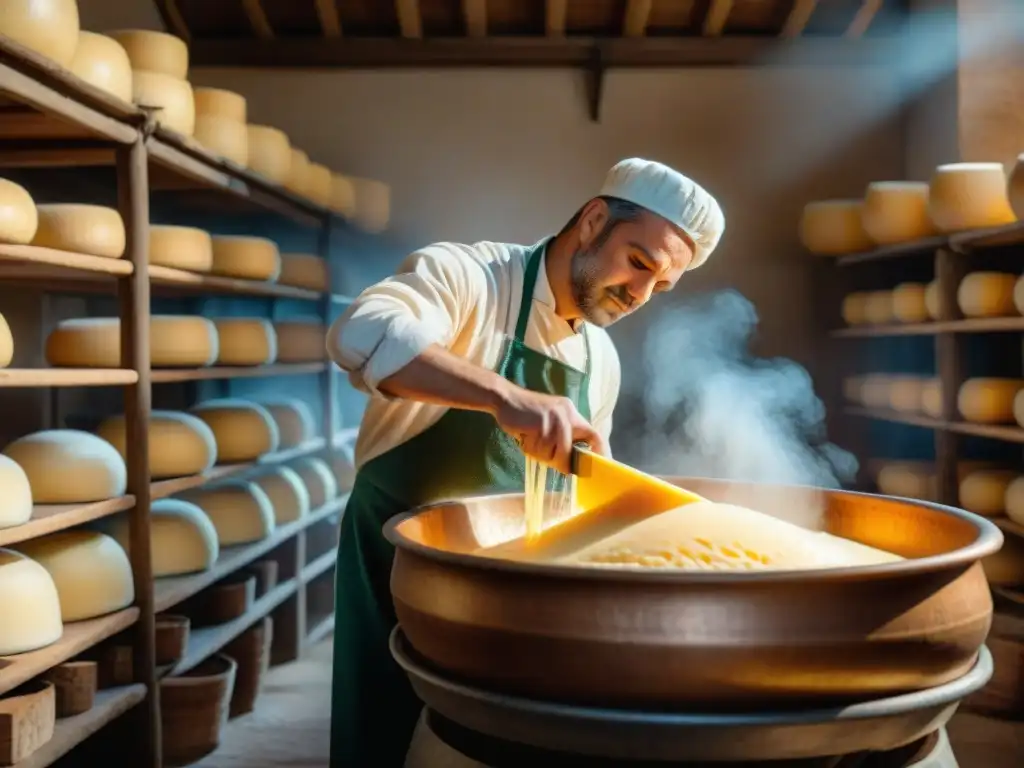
703, 0, 734, 37
396, 0, 423, 39
623, 0, 653, 38
781, 0, 819, 38
545, 0, 568, 36
463, 0, 487, 38
242, 0, 275, 39
315, 0, 343, 37
153, 0, 190, 42
845, 0, 882, 39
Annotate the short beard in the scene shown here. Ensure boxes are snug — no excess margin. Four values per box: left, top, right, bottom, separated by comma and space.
570, 245, 618, 327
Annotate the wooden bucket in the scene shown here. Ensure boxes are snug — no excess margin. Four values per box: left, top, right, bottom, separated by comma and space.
224, 617, 273, 718
159, 654, 237, 766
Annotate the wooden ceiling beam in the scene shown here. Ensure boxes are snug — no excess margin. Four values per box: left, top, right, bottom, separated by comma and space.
463, 0, 487, 37
845, 0, 882, 39
396, 0, 423, 39
242, 0, 275, 39
545, 0, 568, 36
153, 0, 190, 41
703, 0, 734, 36
623, 0, 653, 37
315, 0, 343, 37
781, 0, 819, 37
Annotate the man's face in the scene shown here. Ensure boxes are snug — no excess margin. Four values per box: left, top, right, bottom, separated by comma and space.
570, 204, 695, 327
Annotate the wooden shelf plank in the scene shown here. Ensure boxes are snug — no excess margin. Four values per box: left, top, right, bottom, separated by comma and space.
0, 244, 133, 276
12, 684, 146, 768
833, 236, 948, 266
167, 580, 298, 676
833, 317, 1024, 338
993, 517, 1024, 540
301, 549, 337, 583
948, 421, 1024, 444
303, 614, 335, 648
950, 221, 1024, 250
845, 408, 1024, 445
844, 407, 945, 430
0, 608, 139, 696
0, 368, 138, 387
825, 222, 1024, 268
0, 496, 136, 547
150, 363, 326, 383
148, 265, 324, 301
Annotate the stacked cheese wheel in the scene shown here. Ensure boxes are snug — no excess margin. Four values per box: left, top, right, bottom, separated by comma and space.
193, 87, 249, 166
841, 374, 942, 418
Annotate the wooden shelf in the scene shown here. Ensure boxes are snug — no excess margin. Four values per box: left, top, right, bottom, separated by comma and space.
829, 222, 1024, 267
834, 236, 948, 266
0, 608, 140, 695
148, 265, 324, 302
0, 244, 133, 276
12, 684, 146, 768
151, 363, 326, 383
301, 549, 337, 583
0, 496, 136, 547
845, 407, 1024, 445
844, 406, 945, 430
0, 368, 138, 387
993, 517, 1024, 540
304, 615, 335, 649
833, 317, 1024, 338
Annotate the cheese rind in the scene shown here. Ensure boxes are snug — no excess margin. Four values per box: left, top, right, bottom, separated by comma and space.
863, 291, 894, 325
193, 115, 248, 166
959, 469, 1016, 517
193, 87, 247, 122
921, 379, 943, 418
149, 225, 213, 272
211, 235, 281, 281
859, 374, 892, 409
306, 163, 332, 207
131, 70, 195, 136
246, 125, 291, 183
928, 162, 1017, 233
352, 177, 392, 233
1004, 476, 1024, 527
0, 0, 80, 68
286, 149, 310, 195
0, 311, 13, 368
110, 498, 219, 577
251, 467, 311, 524
189, 398, 281, 462
888, 376, 926, 413
69, 32, 133, 103
45, 316, 219, 368
957, 272, 1017, 318
3, 429, 127, 503
32, 204, 126, 259
959, 378, 1024, 423
13, 530, 134, 621
180, 481, 276, 545
0, 548, 63, 655
798, 200, 872, 256
330, 174, 356, 218
861, 181, 936, 244
924, 280, 944, 320
892, 283, 930, 324
877, 461, 937, 501
0, 454, 33, 529
273, 320, 326, 363
279, 253, 329, 292
96, 410, 218, 480
213, 318, 278, 366
291, 457, 338, 510
107, 29, 188, 78
255, 397, 316, 448
0, 177, 38, 245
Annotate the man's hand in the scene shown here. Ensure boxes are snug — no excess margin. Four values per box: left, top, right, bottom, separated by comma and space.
492, 387, 606, 475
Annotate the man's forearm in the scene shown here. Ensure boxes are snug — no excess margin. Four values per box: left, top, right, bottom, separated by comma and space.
377, 344, 512, 415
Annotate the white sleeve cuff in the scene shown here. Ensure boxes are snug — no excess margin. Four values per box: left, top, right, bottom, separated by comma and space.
358, 315, 448, 399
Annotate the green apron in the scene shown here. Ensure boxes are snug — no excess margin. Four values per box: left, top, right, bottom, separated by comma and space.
330, 239, 592, 767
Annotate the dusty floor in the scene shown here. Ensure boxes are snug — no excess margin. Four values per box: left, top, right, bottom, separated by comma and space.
195, 637, 1023, 768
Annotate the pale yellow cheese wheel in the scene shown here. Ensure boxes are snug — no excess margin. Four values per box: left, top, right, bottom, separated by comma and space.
3, 429, 127, 503
1009, 153, 1024, 221
859, 374, 893, 409
891, 283, 930, 324
291, 457, 338, 510
842, 376, 864, 404
0, 311, 13, 368
840, 293, 868, 325
150, 225, 213, 272
256, 397, 316, 449
0, 548, 63, 654
958, 469, 1016, 517
13, 530, 134, 622
331, 439, 356, 492
193, 115, 248, 166
888, 376, 926, 413
0, 0, 79, 67
958, 378, 1024, 423
95, 410, 217, 480
0, 177, 38, 245
107, 29, 188, 79
981, 533, 1024, 586
211, 235, 281, 281
180, 481, 275, 545
189, 399, 280, 462
352, 177, 392, 234
330, 174, 356, 218
69, 32, 133, 103
0, 454, 32, 529
286, 149, 310, 195
193, 87, 247, 122
861, 181, 936, 245
798, 200, 871, 256
246, 125, 292, 183
251, 467, 310, 524
307, 163, 332, 207
876, 461, 937, 501
131, 70, 195, 136
1014, 389, 1024, 429
31, 204, 125, 259
1004, 476, 1024, 526
213, 318, 278, 366
274, 320, 326, 363
927, 162, 1017, 233
863, 291, 894, 325
110, 498, 219, 577
957, 272, 1017, 318
279, 253, 329, 292
1012, 275, 1024, 316
921, 379, 943, 418
46, 316, 219, 368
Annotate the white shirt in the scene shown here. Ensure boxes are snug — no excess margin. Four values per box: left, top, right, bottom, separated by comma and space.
327, 239, 622, 469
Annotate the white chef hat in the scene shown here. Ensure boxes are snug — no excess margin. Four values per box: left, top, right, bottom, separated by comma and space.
599, 157, 725, 270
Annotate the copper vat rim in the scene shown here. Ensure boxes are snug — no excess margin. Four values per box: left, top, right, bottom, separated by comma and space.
383, 478, 1005, 585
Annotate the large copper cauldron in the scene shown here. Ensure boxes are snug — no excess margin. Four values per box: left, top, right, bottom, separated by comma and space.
384, 477, 1003, 710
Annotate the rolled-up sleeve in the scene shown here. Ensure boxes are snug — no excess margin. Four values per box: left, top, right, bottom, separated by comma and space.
591, 335, 621, 455
327, 243, 486, 398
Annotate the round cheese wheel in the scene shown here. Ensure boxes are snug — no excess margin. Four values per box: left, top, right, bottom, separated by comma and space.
891, 283, 930, 323
193, 115, 248, 166
279, 253, 329, 292
307, 163, 332, 207
0, 0, 79, 68
193, 87, 247, 122
255, 397, 316, 448
1005, 476, 1024, 526
861, 181, 936, 245
331, 442, 356, 492
859, 375, 893, 409
921, 379, 943, 418
110, 498, 218, 577
0, 177, 38, 245
211, 235, 281, 281
928, 162, 1017, 233
96, 410, 217, 480
286, 149, 310, 195
1008, 153, 1024, 221
291, 457, 338, 509
888, 376, 926, 413
131, 70, 195, 136
958, 469, 1016, 517
107, 29, 188, 79
3, 429, 126, 503
0, 454, 32, 529
842, 376, 864, 403
1012, 275, 1024, 317
189, 399, 280, 462
246, 125, 291, 183
31, 204, 125, 259
840, 293, 868, 326
0, 548, 63, 655
330, 174, 356, 217
352, 177, 391, 234
13, 530, 134, 622
924, 280, 944, 320
213, 318, 277, 366
180, 481, 275, 545
0, 311, 13, 368
46, 316, 219, 368
957, 272, 1017, 318
150, 225, 213, 272
981, 533, 1024, 586
876, 461, 937, 501
251, 467, 310, 524
863, 291, 894, 325
958, 378, 1024, 423
799, 199, 870, 255
69, 32, 133, 103
274, 320, 326, 363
